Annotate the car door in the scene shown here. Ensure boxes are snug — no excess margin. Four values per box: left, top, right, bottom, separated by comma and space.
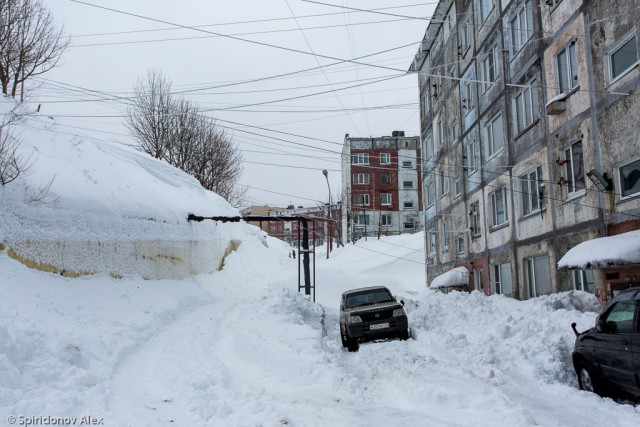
632, 301, 640, 395
595, 299, 637, 394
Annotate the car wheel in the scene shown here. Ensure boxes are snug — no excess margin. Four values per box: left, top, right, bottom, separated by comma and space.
341, 333, 349, 348
400, 329, 410, 341
346, 337, 359, 352
577, 363, 600, 395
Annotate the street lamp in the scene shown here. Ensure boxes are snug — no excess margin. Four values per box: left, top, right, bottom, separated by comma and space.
322, 169, 331, 259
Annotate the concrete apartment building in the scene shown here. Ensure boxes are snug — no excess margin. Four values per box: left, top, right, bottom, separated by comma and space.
341, 131, 423, 243
410, 0, 640, 300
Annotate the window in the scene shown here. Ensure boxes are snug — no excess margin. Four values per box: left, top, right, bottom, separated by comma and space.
557, 42, 578, 93
478, 0, 494, 24
451, 120, 459, 141
618, 157, 640, 198
470, 201, 481, 235
466, 138, 479, 175
354, 214, 370, 228
423, 91, 431, 117
426, 179, 435, 207
380, 193, 392, 206
380, 174, 391, 185
493, 263, 513, 297
462, 80, 474, 114
520, 165, 543, 216
381, 214, 392, 227
481, 44, 498, 92
434, 119, 444, 151
490, 187, 508, 226
571, 269, 594, 293
485, 113, 504, 158
460, 18, 471, 53
439, 169, 449, 197
511, 0, 533, 54
601, 300, 636, 333
428, 229, 437, 254
402, 160, 413, 168
609, 34, 638, 82
474, 267, 484, 292
442, 220, 450, 249
403, 201, 414, 210
352, 153, 369, 165
403, 180, 414, 189
514, 78, 539, 133
404, 222, 416, 230
353, 173, 370, 185
425, 130, 433, 161
456, 235, 465, 254
455, 175, 463, 197
564, 141, 585, 194
380, 152, 391, 165
353, 194, 370, 206
526, 255, 551, 297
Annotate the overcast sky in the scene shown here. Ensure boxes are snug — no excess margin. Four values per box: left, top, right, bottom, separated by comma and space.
41, 0, 435, 208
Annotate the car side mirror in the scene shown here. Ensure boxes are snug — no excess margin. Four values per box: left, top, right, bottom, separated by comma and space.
400, 300, 405, 306
595, 318, 606, 332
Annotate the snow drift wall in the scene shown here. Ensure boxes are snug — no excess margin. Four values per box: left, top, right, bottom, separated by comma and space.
0, 105, 255, 279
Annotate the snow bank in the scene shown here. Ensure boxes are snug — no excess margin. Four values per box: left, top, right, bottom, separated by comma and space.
0, 103, 250, 279
430, 266, 469, 289
557, 229, 640, 269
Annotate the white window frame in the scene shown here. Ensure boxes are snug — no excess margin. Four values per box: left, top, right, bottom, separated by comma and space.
617, 155, 640, 200
354, 214, 370, 227
381, 213, 392, 227
493, 263, 513, 297
404, 222, 416, 230
513, 78, 539, 134
490, 187, 508, 227
511, 0, 533, 55
521, 165, 544, 216
403, 201, 414, 210
456, 235, 465, 254
353, 173, 370, 185
608, 33, 638, 84
439, 168, 449, 197
353, 193, 370, 206
380, 152, 391, 165
481, 43, 498, 92
423, 90, 431, 117
402, 160, 413, 168
352, 153, 369, 165
485, 113, 504, 158
556, 41, 578, 94
428, 229, 437, 254
466, 138, 479, 175
563, 140, 585, 195
477, 0, 494, 25
442, 220, 450, 249
460, 17, 471, 54
426, 179, 435, 207
526, 255, 551, 297
380, 193, 392, 206
403, 180, 414, 189
571, 269, 595, 293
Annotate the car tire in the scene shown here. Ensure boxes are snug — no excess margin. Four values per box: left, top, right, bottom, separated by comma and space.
346, 337, 359, 352
400, 329, 410, 341
577, 363, 601, 395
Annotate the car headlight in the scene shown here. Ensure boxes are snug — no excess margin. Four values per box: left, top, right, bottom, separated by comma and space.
392, 308, 405, 317
348, 315, 362, 323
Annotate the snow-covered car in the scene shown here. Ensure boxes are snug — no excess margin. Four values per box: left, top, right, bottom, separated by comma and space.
571, 286, 640, 400
339, 286, 409, 352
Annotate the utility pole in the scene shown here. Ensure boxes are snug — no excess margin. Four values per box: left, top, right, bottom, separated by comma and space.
322, 169, 332, 259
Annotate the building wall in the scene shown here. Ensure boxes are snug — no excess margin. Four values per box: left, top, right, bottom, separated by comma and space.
411, 0, 640, 300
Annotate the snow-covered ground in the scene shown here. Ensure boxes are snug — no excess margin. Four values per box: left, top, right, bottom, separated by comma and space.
1, 99, 639, 426
2, 232, 640, 427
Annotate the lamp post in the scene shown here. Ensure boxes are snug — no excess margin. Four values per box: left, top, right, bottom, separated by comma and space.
322, 169, 332, 259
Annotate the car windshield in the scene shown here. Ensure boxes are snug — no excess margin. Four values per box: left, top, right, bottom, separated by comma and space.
345, 289, 394, 309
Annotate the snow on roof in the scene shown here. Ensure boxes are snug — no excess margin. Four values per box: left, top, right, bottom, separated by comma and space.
557, 229, 640, 269
429, 266, 469, 289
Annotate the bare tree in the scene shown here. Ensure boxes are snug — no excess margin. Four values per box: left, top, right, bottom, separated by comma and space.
0, 124, 30, 184
0, 0, 69, 100
127, 71, 245, 207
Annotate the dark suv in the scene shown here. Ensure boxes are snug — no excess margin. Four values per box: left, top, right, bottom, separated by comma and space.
339, 286, 409, 352
572, 287, 640, 400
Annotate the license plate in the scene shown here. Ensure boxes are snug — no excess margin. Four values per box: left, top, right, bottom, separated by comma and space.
370, 323, 389, 330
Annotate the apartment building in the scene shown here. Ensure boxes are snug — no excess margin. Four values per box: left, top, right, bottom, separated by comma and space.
341, 131, 423, 243
410, 0, 640, 300
240, 205, 282, 233
268, 204, 341, 248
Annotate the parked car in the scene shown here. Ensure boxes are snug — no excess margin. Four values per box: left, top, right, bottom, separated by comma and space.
339, 286, 409, 352
571, 286, 640, 400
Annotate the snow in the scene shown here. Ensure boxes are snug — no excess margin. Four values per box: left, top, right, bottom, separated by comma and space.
2, 106, 640, 426
430, 266, 469, 289
557, 229, 640, 269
